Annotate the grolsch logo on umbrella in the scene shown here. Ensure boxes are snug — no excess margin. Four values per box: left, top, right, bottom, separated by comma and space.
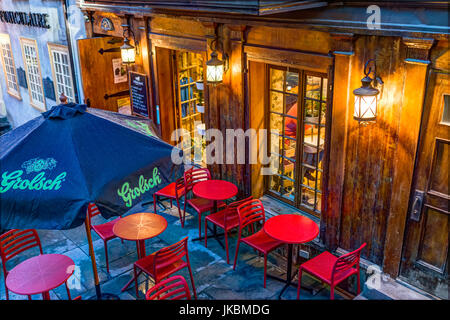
0, 157, 66, 193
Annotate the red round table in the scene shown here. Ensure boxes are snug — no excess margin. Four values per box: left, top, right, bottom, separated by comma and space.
193, 180, 238, 203
6, 254, 75, 300
264, 214, 319, 299
113, 212, 167, 291
192, 180, 238, 243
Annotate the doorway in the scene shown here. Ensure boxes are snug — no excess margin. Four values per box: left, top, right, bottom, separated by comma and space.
399, 70, 449, 299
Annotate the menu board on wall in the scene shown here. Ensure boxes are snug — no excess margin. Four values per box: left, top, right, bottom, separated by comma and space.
129, 71, 151, 118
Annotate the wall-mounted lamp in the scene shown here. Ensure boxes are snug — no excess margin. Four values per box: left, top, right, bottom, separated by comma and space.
353, 59, 383, 125
121, 16, 139, 65
206, 30, 228, 85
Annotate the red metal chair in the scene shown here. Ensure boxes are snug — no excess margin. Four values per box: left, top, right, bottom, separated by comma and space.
87, 203, 123, 273
153, 177, 186, 227
233, 199, 284, 288
133, 236, 197, 299
205, 196, 253, 264
297, 243, 367, 300
145, 275, 191, 300
183, 167, 226, 238
0, 229, 72, 300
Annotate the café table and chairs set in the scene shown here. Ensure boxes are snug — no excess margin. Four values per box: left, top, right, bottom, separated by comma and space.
0, 166, 365, 300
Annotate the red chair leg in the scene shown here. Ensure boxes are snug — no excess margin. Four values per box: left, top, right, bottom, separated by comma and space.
5, 283, 9, 300
134, 265, 139, 298
198, 213, 202, 239
204, 219, 208, 247
28, 295, 32, 300
225, 231, 229, 264
330, 285, 335, 300
187, 263, 197, 300
233, 240, 241, 270
104, 241, 110, 273
153, 194, 157, 214
170, 199, 173, 208
176, 198, 184, 228
263, 254, 267, 288
297, 268, 303, 299
357, 271, 361, 294
65, 281, 72, 300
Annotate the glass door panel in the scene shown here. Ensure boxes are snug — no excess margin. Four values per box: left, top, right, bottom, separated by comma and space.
266, 66, 328, 217
175, 51, 206, 166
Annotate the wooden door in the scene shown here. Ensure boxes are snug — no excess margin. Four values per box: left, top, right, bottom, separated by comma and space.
78, 37, 129, 111
399, 70, 449, 299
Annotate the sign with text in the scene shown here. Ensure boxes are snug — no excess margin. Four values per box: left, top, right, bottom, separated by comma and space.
0, 11, 50, 29
129, 71, 151, 118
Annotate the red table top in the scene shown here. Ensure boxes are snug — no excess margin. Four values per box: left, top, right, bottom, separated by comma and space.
193, 180, 238, 201
264, 214, 319, 244
6, 254, 75, 296
113, 212, 167, 241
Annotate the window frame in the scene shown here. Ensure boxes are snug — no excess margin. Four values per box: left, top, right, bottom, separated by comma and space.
265, 64, 330, 218
47, 43, 75, 103
20, 37, 46, 112
0, 33, 21, 100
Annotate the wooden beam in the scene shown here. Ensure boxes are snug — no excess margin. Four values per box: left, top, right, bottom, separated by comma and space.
319, 33, 353, 250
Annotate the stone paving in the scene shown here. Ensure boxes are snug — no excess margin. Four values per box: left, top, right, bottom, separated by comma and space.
0, 200, 344, 300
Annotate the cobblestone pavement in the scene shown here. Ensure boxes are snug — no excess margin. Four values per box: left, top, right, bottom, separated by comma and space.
0, 200, 344, 300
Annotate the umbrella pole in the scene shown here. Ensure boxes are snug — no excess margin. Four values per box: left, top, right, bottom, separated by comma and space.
84, 215, 102, 299
84, 215, 120, 300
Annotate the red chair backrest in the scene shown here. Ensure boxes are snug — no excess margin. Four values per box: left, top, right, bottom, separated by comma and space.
331, 243, 366, 282
183, 167, 211, 194
237, 199, 266, 232
0, 229, 43, 274
145, 275, 191, 300
153, 237, 189, 276
174, 176, 186, 199
87, 203, 101, 227
222, 196, 253, 228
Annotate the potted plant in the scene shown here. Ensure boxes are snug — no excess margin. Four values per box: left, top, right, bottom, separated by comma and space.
196, 86, 205, 113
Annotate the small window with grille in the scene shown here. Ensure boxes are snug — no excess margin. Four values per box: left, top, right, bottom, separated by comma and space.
20, 38, 45, 111
0, 33, 21, 99
48, 43, 75, 103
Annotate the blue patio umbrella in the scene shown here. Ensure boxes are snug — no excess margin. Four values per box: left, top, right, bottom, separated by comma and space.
0, 103, 183, 299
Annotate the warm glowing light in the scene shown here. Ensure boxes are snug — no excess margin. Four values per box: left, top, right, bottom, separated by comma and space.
206, 50, 224, 84
120, 38, 135, 64
353, 75, 379, 124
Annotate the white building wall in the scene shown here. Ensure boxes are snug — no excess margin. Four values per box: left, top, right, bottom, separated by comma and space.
0, 0, 86, 128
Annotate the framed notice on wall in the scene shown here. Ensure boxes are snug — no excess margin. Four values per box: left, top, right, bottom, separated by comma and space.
129, 71, 151, 118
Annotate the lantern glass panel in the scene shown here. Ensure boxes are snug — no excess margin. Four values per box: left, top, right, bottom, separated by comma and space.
206, 64, 223, 83
354, 95, 377, 121
121, 47, 135, 64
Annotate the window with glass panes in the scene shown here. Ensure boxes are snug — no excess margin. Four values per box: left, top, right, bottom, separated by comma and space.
267, 66, 328, 217
175, 51, 206, 166
20, 38, 45, 111
48, 44, 75, 102
0, 34, 20, 98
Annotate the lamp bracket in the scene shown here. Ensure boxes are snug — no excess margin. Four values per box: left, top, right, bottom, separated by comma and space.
363, 59, 383, 86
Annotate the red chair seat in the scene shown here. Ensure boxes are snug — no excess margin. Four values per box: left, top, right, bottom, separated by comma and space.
205, 208, 239, 231
242, 229, 283, 254
187, 198, 225, 213
92, 217, 120, 241
135, 253, 187, 282
155, 182, 185, 198
301, 251, 357, 285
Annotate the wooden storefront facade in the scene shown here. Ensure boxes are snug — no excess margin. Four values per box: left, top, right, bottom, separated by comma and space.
76, 1, 449, 299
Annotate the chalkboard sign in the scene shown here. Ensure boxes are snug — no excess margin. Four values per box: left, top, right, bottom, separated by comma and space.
129, 71, 151, 118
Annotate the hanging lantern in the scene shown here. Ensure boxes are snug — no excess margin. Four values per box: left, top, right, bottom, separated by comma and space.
353, 59, 383, 124
206, 50, 224, 84
120, 37, 135, 64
